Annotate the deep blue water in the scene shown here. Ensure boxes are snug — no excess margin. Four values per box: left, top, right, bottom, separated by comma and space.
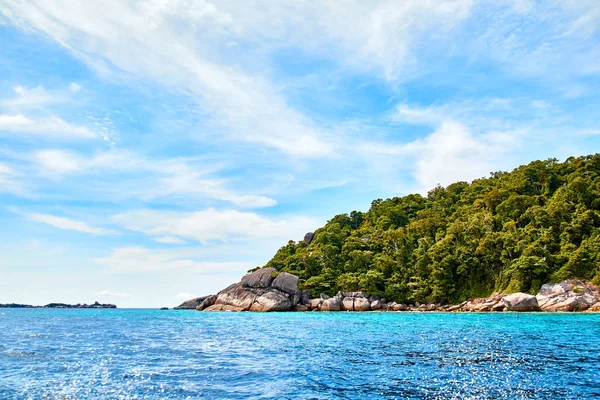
1, 310, 599, 399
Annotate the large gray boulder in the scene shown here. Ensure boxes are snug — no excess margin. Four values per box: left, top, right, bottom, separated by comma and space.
503, 293, 539, 311
250, 291, 292, 312
175, 295, 212, 309
272, 272, 301, 305
342, 297, 355, 311
309, 298, 323, 310
354, 297, 371, 311
320, 297, 341, 311
303, 232, 315, 244
301, 290, 312, 305
215, 285, 257, 311
536, 280, 599, 311
241, 268, 276, 288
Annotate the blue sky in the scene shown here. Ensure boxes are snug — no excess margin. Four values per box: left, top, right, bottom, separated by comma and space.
0, 0, 599, 307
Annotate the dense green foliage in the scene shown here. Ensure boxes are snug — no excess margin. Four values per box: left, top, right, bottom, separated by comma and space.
263, 155, 600, 304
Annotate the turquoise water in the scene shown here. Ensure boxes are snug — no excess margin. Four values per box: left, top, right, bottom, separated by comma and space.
1, 310, 599, 399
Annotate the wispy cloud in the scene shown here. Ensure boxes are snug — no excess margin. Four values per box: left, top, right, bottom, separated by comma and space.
112, 208, 319, 244
93, 246, 254, 274
0, 162, 25, 195
1, 1, 337, 157
24, 212, 117, 235
0, 114, 95, 139
1, 86, 55, 108
28, 148, 277, 208
153, 236, 187, 245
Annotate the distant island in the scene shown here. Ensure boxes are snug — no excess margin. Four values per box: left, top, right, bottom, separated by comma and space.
0, 301, 116, 309
178, 154, 600, 312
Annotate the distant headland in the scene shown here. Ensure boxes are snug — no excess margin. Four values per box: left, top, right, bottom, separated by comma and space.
0, 301, 117, 309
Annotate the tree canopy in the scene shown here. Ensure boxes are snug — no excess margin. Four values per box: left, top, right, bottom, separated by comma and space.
262, 155, 600, 304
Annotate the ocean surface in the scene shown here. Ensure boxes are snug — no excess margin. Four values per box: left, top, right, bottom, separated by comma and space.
1, 310, 599, 399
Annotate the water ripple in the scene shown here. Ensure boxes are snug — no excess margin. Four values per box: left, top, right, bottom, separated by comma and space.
0, 310, 599, 399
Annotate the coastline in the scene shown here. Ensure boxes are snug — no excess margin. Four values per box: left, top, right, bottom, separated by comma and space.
0, 301, 116, 309
177, 268, 600, 314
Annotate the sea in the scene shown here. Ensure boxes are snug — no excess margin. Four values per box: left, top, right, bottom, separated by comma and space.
1, 309, 599, 399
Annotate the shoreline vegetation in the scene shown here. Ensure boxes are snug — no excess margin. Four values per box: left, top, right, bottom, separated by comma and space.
179, 155, 600, 313
0, 302, 116, 309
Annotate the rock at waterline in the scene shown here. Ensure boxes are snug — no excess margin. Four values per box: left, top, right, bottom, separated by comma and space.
536, 280, 599, 312
214, 285, 258, 311
503, 293, 539, 311
250, 291, 292, 312
354, 297, 371, 311
320, 297, 341, 311
175, 295, 212, 310
342, 297, 354, 311
272, 272, 301, 304
203, 268, 301, 312
309, 298, 323, 310
196, 295, 217, 311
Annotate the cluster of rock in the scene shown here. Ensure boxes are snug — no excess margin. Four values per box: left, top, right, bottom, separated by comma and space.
193, 268, 308, 312
307, 292, 383, 311
381, 280, 600, 313
537, 280, 600, 311
176, 268, 600, 313
0, 301, 117, 309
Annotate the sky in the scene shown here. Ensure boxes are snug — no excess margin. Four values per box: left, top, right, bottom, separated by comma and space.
0, 0, 599, 307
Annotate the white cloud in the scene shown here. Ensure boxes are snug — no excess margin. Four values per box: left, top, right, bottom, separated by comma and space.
153, 236, 186, 244
409, 121, 520, 191
394, 99, 518, 128
1, 86, 54, 108
95, 290, 131, 297
32, 149, 139, 177
559, 0, 600, 37
359, 121, 522, 193
0, 114, 95, 139
151, 163, 277, 208
0, 162, 25, 195
395, 103, 446, 125
29, 148, 277, 208
175, 292, 193, 298
112, 208, 319, 244
24, 212, 117, 235
152, 0, 474, 80
93, 246, 254, 274
0, 0, 335, 157
69, 82, 82, 93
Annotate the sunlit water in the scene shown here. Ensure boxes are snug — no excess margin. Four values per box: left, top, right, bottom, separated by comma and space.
1, 309, 599, 399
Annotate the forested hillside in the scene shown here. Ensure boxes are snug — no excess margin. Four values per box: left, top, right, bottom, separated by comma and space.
263, 155, 600, 304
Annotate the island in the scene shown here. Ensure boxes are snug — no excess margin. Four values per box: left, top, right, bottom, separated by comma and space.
0, 301, 116, 308
177, 155, 600, 313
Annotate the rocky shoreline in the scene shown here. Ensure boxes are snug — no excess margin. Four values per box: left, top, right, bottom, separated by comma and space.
0, 301, 117, 309
176, 268, 600, 313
